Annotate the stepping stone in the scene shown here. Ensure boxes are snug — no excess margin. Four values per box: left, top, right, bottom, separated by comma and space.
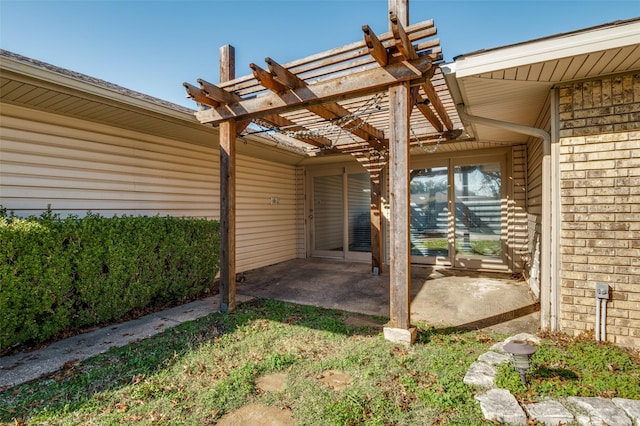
478, 351, 511, 366
317, 370, 352, 391
256, 372, 287, 393
567, 396, 632, 426
612, 398, 640, 424
216, 403, 295, 425
475, 388, 527, 425
524, 400, 574, 425
463, 361, 497, 388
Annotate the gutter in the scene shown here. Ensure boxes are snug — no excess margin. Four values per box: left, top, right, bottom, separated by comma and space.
457, 105, 556, 331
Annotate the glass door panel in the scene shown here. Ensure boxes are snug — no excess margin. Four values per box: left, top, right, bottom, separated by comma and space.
454, 163, 502, 260
348, 173, 371, 253
313, 174, 344, 254
410, 166, 449, 261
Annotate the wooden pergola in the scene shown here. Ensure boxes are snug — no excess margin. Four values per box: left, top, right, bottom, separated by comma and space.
184, 2, 461, 343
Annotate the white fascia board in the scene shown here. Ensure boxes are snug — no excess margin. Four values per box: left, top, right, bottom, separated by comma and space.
454, 20, 640, 78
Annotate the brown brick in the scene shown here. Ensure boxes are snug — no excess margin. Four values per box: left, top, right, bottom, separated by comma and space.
574, 263, 614, 274
589, 204, 630, 213
608, 308, 630, 319
587, 222, 627, 230
574, 125, 615, 136
574, 247, 617, 256
586, 187, 629, 196
561, 170, 586, 179
585, 169, 627, 178
614, 336, 640, 348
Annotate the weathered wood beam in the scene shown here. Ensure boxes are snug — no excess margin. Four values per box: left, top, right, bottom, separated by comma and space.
195, 56, 432, 125
249, 63, 289, 93
390, 13, 418, 61
198, 78, 241, 105
421, 81, 454, 130
415, 92, 443, 132
219, 44, 236, 313
265, 57, 305, 89
362, 25, 388, 67
263, 57, 387, 151
388, 81, 411, 331
183, 82, 219, 107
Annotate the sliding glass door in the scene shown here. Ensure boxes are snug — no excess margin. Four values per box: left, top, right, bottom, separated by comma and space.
410, 166, 449, 262
453, 162, 504, 268
410, 155, 507, 269
311, 169, 371, 261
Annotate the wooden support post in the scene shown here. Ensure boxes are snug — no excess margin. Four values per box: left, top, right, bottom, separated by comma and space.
389, 0, 409, 29
219, 44, 236, 313
370, 165, 384, 275
385, 81, 414, 343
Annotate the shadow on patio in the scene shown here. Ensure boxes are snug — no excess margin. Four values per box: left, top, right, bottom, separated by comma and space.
237, 258, 540, 335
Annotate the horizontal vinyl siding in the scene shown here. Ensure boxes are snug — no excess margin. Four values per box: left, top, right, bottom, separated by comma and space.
526, 137, 544, 297
0, 112, 218, 218
1, 106, 304, 273
510, 144, 528, 273
236, 156, 300, 271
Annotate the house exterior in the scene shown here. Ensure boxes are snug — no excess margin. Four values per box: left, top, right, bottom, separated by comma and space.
444, 17, 640, 347
1, 17, 639, 346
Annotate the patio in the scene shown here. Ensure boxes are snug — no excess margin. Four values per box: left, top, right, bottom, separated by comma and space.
237, 258, 539, 335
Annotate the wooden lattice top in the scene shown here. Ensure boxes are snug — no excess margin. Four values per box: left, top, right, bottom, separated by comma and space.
184, 14, 462, 156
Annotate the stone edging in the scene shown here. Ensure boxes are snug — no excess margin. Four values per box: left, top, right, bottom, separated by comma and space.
463, 333, 640, 425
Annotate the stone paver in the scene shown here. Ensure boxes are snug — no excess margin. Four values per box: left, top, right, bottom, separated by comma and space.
567, 397, 632, 426
613, 398, 640, 424
525, 400, 574, 426
463, 361, 497, 388
475, 388, 527, 425
477, 350, 510, 366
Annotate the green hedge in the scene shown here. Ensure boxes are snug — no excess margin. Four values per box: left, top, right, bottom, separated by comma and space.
0, 208, 220, 350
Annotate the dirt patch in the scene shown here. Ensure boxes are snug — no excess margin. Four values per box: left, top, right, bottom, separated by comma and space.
344, 315, 385, 329
317, 370, 352, 391
256, 372, 288, 393
216, 403, 295, 426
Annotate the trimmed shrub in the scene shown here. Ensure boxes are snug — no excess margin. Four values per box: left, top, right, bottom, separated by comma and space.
0, 208, 219, 350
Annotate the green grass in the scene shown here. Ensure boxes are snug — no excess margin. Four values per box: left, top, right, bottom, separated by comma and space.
496, 332, 640, 402
1, 300, 638, 425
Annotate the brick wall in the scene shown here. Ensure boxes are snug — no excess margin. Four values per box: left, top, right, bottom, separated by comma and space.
557, 72, 640, 347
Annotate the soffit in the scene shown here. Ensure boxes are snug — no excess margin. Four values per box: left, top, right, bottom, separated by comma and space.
448, 18, 640, 143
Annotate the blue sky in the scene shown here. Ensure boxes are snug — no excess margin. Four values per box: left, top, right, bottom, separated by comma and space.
2, 0, 639, 109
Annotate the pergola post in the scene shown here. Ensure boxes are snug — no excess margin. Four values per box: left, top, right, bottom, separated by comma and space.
219, 44, 236, 312
384, 81, 415, 344
370, 164, 384, 275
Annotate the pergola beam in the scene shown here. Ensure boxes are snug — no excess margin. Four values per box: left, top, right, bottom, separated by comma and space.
363, 25, 388, 67
195, 56, 432, 125
421, 81, 454, 130
260, 57, 388, 152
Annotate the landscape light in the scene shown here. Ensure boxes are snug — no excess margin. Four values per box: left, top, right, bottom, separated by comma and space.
503, 339, 537, 385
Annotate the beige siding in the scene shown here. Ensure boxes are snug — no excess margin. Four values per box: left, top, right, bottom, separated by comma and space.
510, 144, 528, 273
236, 156, 302, 271
526, 136, 544, 297
0, 104, 304, 273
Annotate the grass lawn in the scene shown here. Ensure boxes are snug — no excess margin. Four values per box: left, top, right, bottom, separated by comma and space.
1, 299, 639, 425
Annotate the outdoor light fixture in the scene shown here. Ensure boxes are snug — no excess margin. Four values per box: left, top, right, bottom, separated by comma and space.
503, 339, 537, 385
